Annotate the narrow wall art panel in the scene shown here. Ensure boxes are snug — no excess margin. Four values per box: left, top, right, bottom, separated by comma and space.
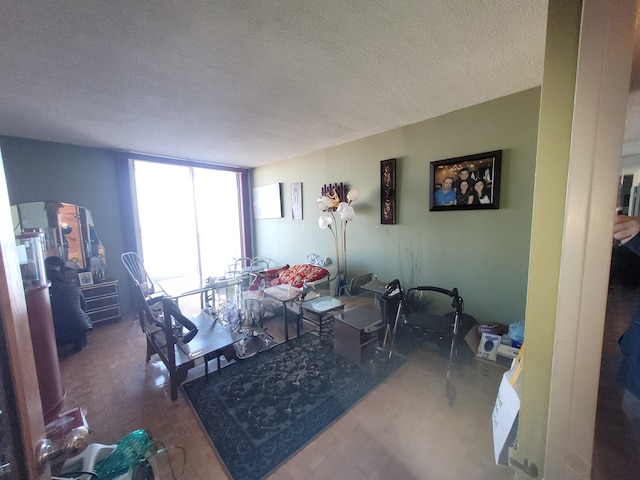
381, 158, 397, 224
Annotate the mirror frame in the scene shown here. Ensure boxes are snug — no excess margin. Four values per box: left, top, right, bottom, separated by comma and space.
11, 201, 106, 272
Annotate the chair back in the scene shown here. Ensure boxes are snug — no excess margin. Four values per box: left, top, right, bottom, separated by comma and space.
228, 257, 251, 276
251, 256, 272, 270
121, 251, 197, 344
338, 272, 373, 296
121, 252, 162, 298
348, 273, 373, 296
120, 252, 163, 330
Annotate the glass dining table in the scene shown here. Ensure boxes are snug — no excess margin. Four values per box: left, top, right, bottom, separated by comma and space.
150, 274, 248, 400
157, 274, 244, 315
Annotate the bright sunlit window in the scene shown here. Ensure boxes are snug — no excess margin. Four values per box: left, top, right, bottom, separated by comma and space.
132, 160, 243, 281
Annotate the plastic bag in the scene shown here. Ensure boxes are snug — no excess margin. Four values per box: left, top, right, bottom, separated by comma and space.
509, 320, 525, 348
94, 429, 153, 480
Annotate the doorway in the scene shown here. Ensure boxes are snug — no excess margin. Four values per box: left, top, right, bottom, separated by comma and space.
592, 158, 640, 479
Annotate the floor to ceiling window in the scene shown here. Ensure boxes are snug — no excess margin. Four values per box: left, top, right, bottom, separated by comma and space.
131, 159, 247, 282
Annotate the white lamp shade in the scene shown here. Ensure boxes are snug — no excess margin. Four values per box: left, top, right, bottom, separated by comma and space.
317, 196, 332, 210
336, 202, 347, 214
340, 205, 355, 221
318, 216, 333, 229
347, 189, 360, 202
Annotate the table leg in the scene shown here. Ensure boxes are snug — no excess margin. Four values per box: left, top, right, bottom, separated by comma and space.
283, 300, 290, 342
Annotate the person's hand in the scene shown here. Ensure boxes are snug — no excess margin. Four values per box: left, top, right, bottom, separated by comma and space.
614, 214, 640, 244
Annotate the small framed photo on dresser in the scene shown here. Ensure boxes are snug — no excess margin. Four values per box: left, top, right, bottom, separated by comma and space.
78, 271, 94, 286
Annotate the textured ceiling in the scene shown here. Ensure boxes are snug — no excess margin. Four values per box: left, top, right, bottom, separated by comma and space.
0, 1, 554, 168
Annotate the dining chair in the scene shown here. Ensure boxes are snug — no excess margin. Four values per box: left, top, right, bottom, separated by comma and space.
228, 257, 252, 276
251, 256, 272, 271
123, 252, 263, 400
121, 252, 164, 300
226, 257, 254, 290
338, 272, 373, 297
121, 252, 198, 345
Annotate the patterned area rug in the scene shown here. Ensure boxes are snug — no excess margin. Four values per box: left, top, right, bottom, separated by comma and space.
182, 332, 404, 480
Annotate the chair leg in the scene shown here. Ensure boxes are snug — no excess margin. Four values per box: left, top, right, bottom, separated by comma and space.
137, 309, 146, 331
170, 369, 188, 400
145, 337, 154, 362
170, 374, 179, 400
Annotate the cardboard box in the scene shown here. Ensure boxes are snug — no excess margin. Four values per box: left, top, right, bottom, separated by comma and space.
465, 325, 513, 368
497, 343, 520, 359
477, 333, 501, 361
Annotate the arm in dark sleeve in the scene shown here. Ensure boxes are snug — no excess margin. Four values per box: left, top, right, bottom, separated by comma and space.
624, 234, 640, 257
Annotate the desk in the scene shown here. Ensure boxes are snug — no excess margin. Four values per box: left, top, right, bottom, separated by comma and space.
360, 279, 400, 327
334, 303, 383, 365
263, 284, 320, 341
360, 278, 388, 295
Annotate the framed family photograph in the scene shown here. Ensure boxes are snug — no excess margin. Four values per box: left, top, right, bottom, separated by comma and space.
429, 150, 502, 211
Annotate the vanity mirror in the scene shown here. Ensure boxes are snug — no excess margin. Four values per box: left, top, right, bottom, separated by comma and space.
11, 201, 106, 272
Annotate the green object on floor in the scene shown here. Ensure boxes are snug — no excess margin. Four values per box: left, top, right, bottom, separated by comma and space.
94, 429, 153, 480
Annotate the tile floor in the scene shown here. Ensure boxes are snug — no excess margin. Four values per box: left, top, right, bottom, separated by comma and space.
55, 299, 523, 479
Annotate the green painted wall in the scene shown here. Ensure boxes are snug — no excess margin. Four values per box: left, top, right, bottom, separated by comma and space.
252, 88, 541, 325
